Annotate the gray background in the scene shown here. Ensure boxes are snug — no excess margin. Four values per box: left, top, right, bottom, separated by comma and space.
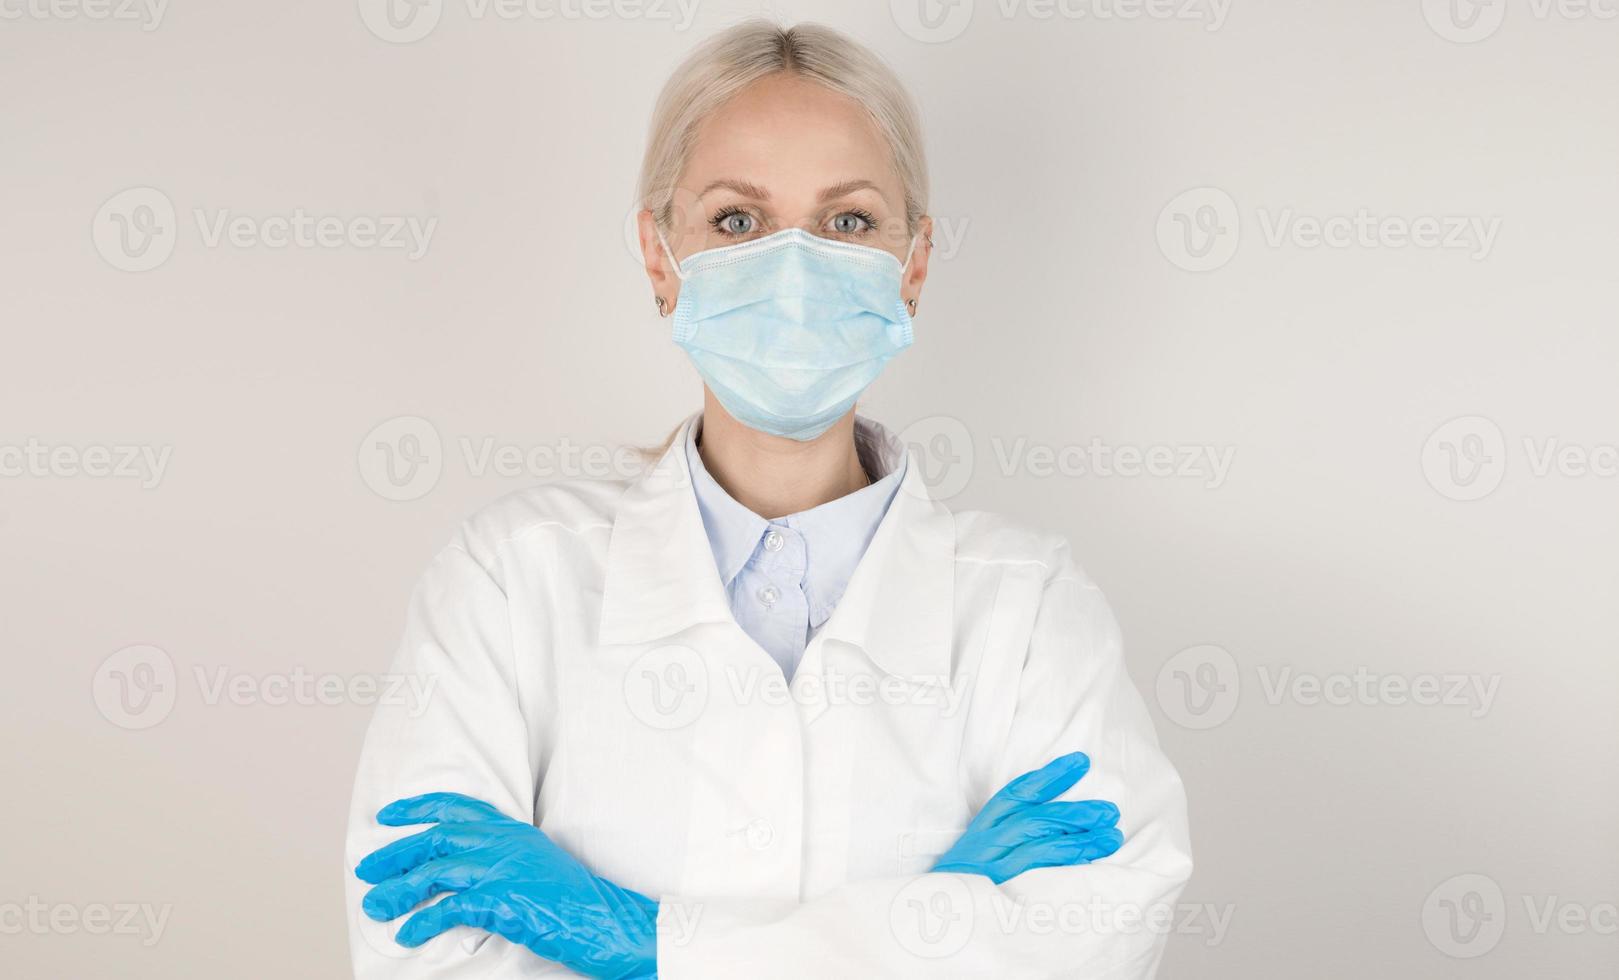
2, 0, 1616, 976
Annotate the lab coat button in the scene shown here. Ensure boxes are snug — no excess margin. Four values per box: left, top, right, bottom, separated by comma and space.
745, 818, 774, 850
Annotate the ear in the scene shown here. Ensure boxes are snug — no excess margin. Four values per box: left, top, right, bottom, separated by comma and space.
901, 214, 935, 311
637, 209, 680, 310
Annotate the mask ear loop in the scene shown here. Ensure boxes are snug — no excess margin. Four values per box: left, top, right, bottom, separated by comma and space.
897, 233, 924, 320
900, 233, 920, 276
655, 225, 687, 282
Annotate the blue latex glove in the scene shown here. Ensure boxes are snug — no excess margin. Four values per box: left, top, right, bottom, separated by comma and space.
931, 752, 1123, 884
355, 792, 657, 980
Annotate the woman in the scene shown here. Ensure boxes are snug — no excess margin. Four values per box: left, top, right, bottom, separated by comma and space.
346, 20, 1191, 979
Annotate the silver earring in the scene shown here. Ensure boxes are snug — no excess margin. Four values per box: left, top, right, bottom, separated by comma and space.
906, 298, 917, 315
655, 296, 668, 317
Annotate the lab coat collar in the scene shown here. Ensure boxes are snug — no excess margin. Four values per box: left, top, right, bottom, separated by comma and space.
599, 413, 955, 680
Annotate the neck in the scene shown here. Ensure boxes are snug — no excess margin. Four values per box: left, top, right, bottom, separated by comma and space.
696, 392, 868, 520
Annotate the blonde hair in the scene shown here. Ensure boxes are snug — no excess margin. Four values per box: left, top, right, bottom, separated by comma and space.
636, 19, 929, 236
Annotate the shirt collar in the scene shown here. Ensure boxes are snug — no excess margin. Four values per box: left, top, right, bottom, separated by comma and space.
683, 416, 909, 611
683, 422, 769, 587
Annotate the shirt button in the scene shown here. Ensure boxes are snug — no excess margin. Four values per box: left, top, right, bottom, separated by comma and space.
745, 819, 775, 850
763, 530, 785, 553
757, 586, 779, 606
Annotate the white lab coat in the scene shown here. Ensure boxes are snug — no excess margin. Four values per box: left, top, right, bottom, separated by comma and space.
346, 415, 1192, 979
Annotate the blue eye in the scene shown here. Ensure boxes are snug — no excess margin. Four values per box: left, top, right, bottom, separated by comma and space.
829, 210, 875, 236
711, 209, 756, 236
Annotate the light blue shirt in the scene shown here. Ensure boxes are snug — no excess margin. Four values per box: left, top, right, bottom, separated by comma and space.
685, 415, 907, 681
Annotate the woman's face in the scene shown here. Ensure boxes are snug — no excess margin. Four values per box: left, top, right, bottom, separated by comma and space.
640, 72, 932, 313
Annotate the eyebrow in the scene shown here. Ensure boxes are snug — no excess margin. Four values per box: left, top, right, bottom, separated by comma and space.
696, 178, 889, 204
817, 179, 887, 204
698, 179, 773, 201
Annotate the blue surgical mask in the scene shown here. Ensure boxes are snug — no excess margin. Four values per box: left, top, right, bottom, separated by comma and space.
660, 227, 917, 441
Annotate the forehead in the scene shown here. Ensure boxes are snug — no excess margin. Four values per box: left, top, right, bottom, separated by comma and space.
683, 74, 897, 195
